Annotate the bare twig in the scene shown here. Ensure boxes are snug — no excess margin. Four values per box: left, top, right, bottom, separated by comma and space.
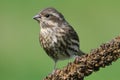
44, 36, 120, 80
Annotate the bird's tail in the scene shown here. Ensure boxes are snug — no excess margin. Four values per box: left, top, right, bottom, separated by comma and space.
77, 50, 85, 56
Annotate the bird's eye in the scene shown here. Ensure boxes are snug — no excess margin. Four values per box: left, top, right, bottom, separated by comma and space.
45, 14, 50, 18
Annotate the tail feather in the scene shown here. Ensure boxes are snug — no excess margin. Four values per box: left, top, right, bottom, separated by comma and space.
77, 50, 85, 56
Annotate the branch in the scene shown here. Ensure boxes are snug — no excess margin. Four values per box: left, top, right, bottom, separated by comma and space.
44, 36, 120, 80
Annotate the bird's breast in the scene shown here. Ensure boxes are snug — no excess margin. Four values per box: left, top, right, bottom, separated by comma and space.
39, 28, 58, 48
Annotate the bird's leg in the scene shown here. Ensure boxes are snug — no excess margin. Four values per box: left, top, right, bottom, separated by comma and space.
54, 60, 58, 70
52, 60, 57, 74
54, 61, 56, 70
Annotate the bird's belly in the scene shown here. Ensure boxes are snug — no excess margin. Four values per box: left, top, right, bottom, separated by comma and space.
40, 35, 72, 60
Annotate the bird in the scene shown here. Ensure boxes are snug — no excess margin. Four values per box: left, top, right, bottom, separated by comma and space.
33, 7, 85, 70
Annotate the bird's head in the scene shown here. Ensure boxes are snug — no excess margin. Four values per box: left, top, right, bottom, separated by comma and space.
33, 7, 65, 28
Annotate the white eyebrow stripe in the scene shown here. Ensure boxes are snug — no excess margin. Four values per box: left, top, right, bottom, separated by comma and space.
51, 12, 63, 21
50, 12, 60, 18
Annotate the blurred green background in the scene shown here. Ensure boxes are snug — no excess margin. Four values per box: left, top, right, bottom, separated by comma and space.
0, 0, 120, 80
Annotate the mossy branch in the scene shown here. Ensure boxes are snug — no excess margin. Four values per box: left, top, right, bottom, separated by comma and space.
44, 36, 120, 80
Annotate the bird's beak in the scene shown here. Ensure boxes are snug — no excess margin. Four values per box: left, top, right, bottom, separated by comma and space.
33, 14, 41, 21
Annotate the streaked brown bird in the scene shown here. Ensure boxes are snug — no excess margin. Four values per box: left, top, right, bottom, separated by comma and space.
33, 7, 84, 70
